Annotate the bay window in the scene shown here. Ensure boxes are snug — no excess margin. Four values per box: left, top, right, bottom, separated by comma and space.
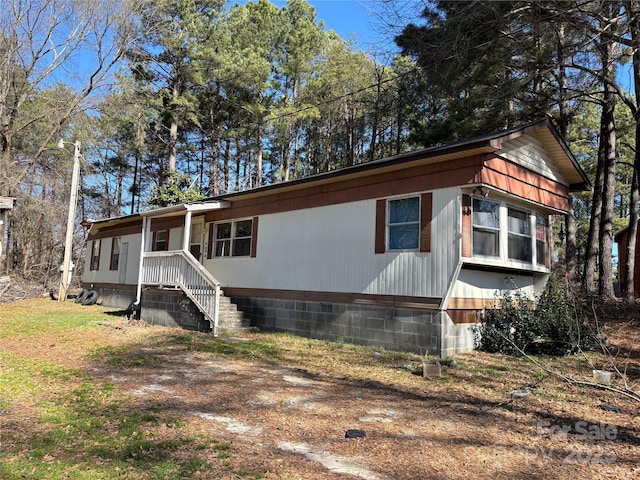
469, 197, 548, 268
507, 208, 532, 262
536, 215, 548, 266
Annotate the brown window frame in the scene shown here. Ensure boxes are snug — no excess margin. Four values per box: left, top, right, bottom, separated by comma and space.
375, 193, 432, 254
109, 237, 121, 270
90, 239, 101, 271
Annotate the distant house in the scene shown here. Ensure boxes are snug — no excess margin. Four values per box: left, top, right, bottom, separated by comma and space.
82, 119, 590, 356
615, 223, 640, 296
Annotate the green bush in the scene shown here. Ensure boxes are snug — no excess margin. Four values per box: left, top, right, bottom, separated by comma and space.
472, 276, 596, 356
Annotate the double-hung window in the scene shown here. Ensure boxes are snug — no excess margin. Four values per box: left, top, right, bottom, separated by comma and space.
507, 207, 532, 262
375, 193, 432, 254
110, 237, 121, 270
388, 196, 420, 250
472, 198, 500, 257
154, 230, 167, 251
90, 239, 101, 271
214, 218, 253, 257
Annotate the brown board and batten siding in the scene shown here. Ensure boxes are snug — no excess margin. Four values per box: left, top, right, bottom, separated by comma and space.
615, 224, 640, 296
479, 156, 571, 211
204, 155, 485, 223
149, 216, 184, 231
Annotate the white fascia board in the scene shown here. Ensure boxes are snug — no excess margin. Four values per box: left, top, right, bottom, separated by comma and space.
186, 201, 230, 212
140, 201, 230, 218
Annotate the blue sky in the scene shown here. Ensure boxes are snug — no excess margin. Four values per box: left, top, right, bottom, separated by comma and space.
300, 0, 398, 51
244, 0, 410, 54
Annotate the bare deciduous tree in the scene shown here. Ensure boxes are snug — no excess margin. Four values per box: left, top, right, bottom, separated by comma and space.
0, 0, 137, 275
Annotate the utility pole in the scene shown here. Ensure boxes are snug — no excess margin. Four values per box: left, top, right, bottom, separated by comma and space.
58, 140, 81, 302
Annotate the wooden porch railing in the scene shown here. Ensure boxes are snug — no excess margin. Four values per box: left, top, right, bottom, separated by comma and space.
141, 250, 221, 335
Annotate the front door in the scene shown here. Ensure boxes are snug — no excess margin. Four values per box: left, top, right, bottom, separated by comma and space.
189, 217, 205, 262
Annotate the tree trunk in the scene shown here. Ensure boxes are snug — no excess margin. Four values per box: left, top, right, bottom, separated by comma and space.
256, 146, 263, 187
223, 139, 230, 194
597, 38, 617, 300
582, 25, 620, 295
554, 20, 580, 289
208, 131, 220, 196
625, 168, 638, 298
168, 78, 180, 173
583, 136, 604, 294
623, 0, 640, 299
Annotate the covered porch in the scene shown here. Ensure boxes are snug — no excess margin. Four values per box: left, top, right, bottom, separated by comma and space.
136, 201, 230, 335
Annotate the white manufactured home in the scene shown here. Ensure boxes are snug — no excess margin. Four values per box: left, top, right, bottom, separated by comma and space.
82, 119, 590, 356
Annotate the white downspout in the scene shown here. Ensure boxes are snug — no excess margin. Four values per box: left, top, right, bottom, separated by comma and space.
136, 215, 148, 304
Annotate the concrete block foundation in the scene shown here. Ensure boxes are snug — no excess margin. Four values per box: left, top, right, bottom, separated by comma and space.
229, 294, 449, 356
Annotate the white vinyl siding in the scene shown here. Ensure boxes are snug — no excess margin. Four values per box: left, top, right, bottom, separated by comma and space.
499, 134, 566, 185
83, 233, 142, 285
203, 187, 460, 299
449, 269, 545, 305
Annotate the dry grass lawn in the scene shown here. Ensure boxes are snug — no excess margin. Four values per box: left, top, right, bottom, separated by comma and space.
1, 297, 639, 479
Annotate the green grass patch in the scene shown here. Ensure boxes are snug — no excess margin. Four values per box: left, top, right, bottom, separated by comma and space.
0, 352, 237, 479
88, 344, 165, 368
0, 300, 250, 479
0, 298, 121, 339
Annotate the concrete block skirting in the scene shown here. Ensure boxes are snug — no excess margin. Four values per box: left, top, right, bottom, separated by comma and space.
229, 294, 446, 356
142, 288, 211, 332
89, 285, 210, 332
90, 285, 476, 356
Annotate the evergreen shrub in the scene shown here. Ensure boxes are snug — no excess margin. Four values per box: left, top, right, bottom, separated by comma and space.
472, 276, 596, 356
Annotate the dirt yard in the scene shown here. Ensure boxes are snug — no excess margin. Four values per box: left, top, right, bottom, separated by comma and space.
1, 296, 639, 479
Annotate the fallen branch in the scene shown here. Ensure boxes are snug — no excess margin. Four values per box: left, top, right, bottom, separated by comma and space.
495, 328, 640, 403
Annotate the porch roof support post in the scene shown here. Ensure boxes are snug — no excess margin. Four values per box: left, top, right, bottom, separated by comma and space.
182, 209, 192, 253
136, 215, 148, 304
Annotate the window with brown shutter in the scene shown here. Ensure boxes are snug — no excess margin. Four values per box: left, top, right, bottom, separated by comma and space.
375, 194, 432, 253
